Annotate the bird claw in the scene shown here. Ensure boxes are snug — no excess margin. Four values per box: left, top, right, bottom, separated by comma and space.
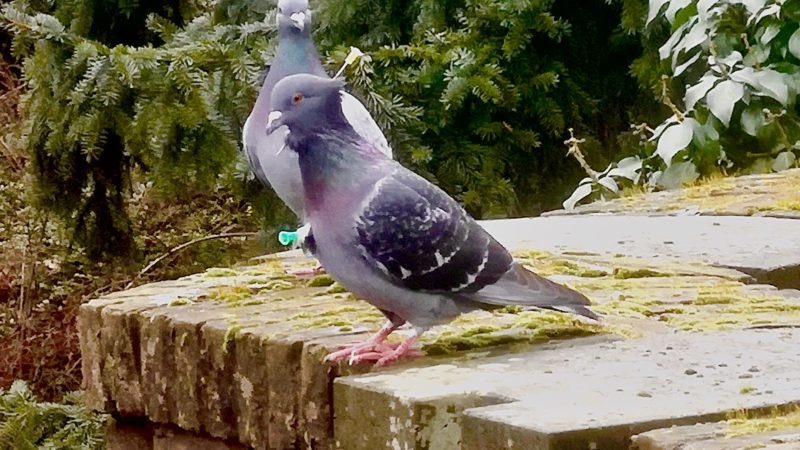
288, 264, 325, 277
325, 340, 423, 366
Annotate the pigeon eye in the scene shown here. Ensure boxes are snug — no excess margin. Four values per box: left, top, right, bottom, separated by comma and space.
292, 93, 304, 105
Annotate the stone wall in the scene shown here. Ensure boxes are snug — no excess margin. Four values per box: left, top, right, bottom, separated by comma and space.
79, 170, 800, 449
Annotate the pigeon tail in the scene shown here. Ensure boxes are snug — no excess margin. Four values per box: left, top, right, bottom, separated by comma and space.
465, 263, 598, 321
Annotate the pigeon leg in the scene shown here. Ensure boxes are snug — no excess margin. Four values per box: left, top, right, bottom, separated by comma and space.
347, 327, 425, 366
324, 320, 401, 363
288, 264, 325, 277
374, 334, 420, 367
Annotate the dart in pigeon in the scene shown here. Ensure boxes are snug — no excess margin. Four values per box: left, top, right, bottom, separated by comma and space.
242, 0, 392, 261
265, 74, 599, 366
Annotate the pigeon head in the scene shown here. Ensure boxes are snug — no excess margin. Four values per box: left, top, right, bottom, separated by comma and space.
276, 0, 311, 33
266, 74, 347, 136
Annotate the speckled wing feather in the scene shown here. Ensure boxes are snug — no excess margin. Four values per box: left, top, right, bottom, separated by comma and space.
355, 168, 511, 294
354, 166, 595, 318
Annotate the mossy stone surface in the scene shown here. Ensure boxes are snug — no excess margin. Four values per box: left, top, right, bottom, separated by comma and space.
545, 168, 800, 218
632, 408, 800, 450
80, 192, 800, 450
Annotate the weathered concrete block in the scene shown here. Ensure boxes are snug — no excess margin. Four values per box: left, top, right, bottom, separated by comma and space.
632, 421, 800, 450
335, 329, 800, 450
483, 215, 800, 288
79, 208, 800, 449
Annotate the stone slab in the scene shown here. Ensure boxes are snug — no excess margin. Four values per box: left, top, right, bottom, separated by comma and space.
80, 246, 800, 449
334, 328, 800, 450
544, 168, 800, 218
483, 216, 800, 288
632, 421, 800, 450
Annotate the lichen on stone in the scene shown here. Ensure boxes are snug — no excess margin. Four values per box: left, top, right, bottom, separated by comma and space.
726, 406, 800, 437
307, 274, 336, 287
204, 268, 240, 278
422, 311, 602, 355
222, 325, 242, 354
169, 298, 195, 307
611, 267, 670, 279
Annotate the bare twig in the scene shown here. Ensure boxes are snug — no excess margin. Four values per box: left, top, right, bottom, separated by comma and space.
660, 76, 685, 121
564, 128, 599, 183
124, 232, 257, 289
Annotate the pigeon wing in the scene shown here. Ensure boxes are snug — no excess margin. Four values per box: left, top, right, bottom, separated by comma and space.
341, 91, 393, 158
354, 167, 595, 318
355, 169, 511, 293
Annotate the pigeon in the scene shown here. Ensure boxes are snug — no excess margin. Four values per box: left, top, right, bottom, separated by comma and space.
265, 74, 598, 366
242, 0, 391, 226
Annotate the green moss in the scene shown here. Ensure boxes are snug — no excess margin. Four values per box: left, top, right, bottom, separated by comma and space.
423, 312, 601, 355
169, 298, 194, 306
723, 299, 800, 314
204, 268, 239, 278
757, 200, 800, 212
511, 249, 552, 260
307, 274, 336, 287
288, 312, 314, 321
726, 406, 800, 437
423, 332, 523, 355
692, 295, 736, 305
339, 326, 353, 332
594, 295, 658, 318
577, 268, 610, 277
496, 305, 524, 314
314, 283, 350, 296
739, 385, 756, 395
261, 279, 296, 291
460, 325, 502, 337
325, 282, 348, 294
208, 285, 253, 305
221, 325, 241, 354
240, 299, 265, 306
612, 267, 669, 279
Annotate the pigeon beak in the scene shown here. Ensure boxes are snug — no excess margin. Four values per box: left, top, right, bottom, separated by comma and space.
290, 12, 305, 31
265, 111, 284, 135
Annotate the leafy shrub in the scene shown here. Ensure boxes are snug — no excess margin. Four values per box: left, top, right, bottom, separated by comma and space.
317, 0, 651, 217
567, 0, 800, 208
0, 381, 107, 449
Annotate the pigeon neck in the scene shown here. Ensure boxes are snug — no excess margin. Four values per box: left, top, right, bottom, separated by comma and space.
275, 29, 325, 71
292, 127, 384, 212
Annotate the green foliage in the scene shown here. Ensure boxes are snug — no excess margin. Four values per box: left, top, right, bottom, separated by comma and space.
2, 0, 286, 259
0, 381, 107, 449
651, 0, 800, 174
568, 0, 800, 209
317, 0, 650, 217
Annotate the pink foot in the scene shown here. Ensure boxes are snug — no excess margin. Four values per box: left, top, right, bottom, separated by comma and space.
324, 320, 423, 366
326, 336, 423, 366
289, 264, 325, 277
